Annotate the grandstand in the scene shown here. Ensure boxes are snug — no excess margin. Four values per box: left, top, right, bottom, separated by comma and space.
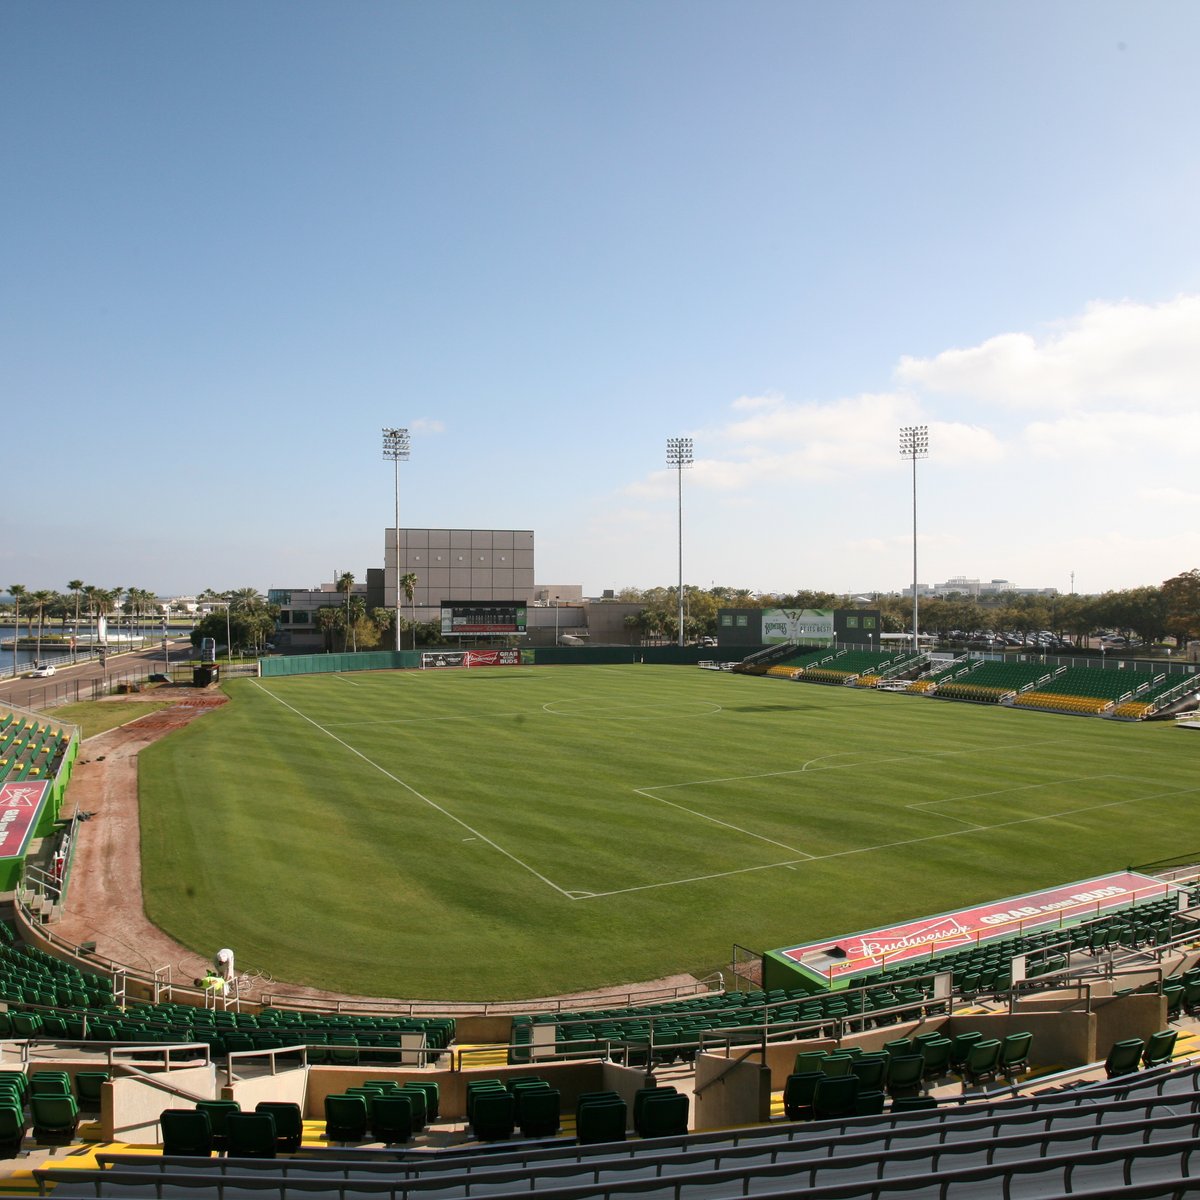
893, 655, 1200, 720
4, 659, 1200, 1199
760, 647, 924, 685
6, 863, 1200, 1199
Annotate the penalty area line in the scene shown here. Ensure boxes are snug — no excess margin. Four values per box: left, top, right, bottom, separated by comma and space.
577, 782, 1200, 900
632, 787, 814, 859
249, 681, 575, 900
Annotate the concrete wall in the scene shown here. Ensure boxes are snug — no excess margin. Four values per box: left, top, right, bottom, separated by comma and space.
103, 1063, 217, 1143
694, 1053, 772, 1130
225, 1065, 307, 1110
757, 993, 1168, 1091
305, 1060, 634, 1122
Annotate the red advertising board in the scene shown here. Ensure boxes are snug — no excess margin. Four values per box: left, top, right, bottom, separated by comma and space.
0, 780, 50, 861
424, 649, 522, 670
465, 649, 520, 667
778, 871, 1182, 984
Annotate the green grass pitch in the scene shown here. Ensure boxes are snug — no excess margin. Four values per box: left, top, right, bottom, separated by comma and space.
136, 664, 1200, 1000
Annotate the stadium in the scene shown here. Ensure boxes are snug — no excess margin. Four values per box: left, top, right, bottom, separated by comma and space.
0, 621, 1199, 1199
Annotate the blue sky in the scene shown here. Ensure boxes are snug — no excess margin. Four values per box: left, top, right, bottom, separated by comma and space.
3, 1, 1199, 598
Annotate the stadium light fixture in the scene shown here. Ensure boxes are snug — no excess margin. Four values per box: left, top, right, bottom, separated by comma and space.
666, 437, 693, 648
382, 428, 411, 653
899, 425, 930, 655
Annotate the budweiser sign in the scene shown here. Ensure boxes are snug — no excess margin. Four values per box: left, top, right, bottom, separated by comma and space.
780, 871, 1182, 982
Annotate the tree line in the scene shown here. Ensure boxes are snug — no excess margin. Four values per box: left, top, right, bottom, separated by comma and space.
616, 570, 1200, 648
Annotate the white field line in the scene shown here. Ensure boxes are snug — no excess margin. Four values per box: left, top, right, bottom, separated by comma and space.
250, 681, 574, 899
904, 773, 1126, 830
542, 699, 723, 720
631, 786, 815, 858
580, 782, 1200, 900
331, 674, 362, 686
641, 738, 1066, 794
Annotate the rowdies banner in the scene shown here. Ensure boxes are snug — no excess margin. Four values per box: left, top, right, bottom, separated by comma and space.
0, 780, 50, 861
779, 871, 1183, 982
761, 609, 834, 645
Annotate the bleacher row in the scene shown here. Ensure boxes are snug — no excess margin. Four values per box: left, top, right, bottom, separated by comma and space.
29, 1060, 1200, 1200
0, 925, 453, 1057
0, 711, 70, 783
0, 1067, 109, 1154
762, 648, 922, 684
903, 658, 1199, 719
510, 895, 1193, 1062
754, 650, 1198, 720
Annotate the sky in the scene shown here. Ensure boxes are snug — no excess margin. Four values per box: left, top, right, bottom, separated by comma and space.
3, 0, 1199, 599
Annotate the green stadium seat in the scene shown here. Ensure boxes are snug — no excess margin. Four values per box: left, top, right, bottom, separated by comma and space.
225, 1111, 276, 1159
368, 1094, 413, 1144
254, 1101, 303, 1153
1105, 1037, 1145, 1079
516, 1087, 560, 1139
323, 1093, 368, 1143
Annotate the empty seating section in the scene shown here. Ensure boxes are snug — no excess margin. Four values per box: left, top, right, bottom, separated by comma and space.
0, 710, 71, 783
750, 651, 1198, 722
796, 649, 921, 686
906, 657, 983, 693
762, 648, 838, 679
0, 924, 453, 1056
30, 1060, 1200, 1200
1013, 665, 1158, 716
1115, 671, 1200, 719
511, 893, 1193, 1062
933, 660, 1057, 703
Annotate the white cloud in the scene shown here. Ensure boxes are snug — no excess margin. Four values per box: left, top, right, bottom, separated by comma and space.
1024, 408, 1200, 458
1140, 486, 1200, 505
896, 295, 1200, 411
410, 418, 445, 434
621, 393, 1002, 501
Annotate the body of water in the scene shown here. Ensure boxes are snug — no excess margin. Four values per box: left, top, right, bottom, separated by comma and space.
0, 623, 155, 676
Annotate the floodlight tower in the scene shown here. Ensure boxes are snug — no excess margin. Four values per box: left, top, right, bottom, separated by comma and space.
666, 437, 693, 648
899, 425, 929, 655
382, 427, 411, 653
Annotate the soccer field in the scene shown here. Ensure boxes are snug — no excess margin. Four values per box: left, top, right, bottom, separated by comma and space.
137, 664, 1200, 1000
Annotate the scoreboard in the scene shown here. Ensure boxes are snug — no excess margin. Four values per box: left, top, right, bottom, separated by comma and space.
440, 600, 528, 637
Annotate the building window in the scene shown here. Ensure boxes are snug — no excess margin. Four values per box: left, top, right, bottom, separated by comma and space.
736, 615, 748, 628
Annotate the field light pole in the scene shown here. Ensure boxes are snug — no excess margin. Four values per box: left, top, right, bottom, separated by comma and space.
382, 428, 411, 654
899, 425, 929, 655
666, 437, 693, 649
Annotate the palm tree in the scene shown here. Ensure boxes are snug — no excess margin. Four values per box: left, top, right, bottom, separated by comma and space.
336, 572, 355, 652
400, 573, 419, 650
228, 587, 265, 613
7, 584, 26, 678
347, 595, 366, 652
29, 589, 53, 664
316, 606, 339, 653
68, 579, 84, 662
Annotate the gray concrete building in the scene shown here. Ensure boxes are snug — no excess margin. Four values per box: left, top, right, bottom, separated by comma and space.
384, 528, 535, 610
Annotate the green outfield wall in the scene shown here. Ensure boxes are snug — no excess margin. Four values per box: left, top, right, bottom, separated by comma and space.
263, 646, 757, 675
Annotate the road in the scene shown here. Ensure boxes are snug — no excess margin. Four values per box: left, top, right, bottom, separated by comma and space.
0, 639, 196, 712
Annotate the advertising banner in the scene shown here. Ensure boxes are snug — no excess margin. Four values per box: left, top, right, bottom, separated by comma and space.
465, 649, 520, 667
423, 651, 466, 669
0, 780, 50, 861
761, 608, 835, 645
777, 871, 1181, 983
424, 649, 521, 669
